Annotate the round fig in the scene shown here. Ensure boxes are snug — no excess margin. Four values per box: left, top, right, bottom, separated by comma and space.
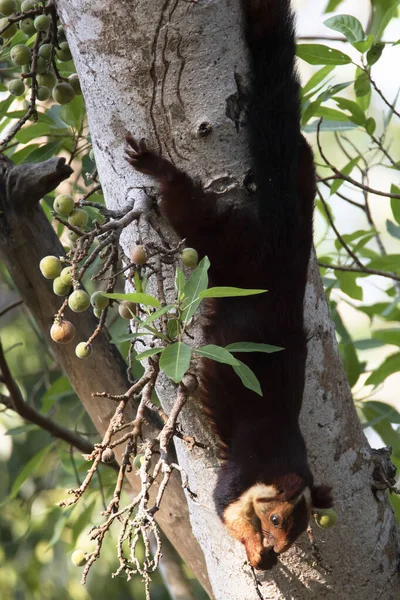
68, 208, 88, 228
21, 0, 35, 9
67, 230, 80, 243
0, 18, 17, 38
37, 70, 56, 89
57, 24, 66, 42
71, 549, 87, 567
56, 41, 72, 62
68, 73, 81, 95
39, 255, 62, 279
75, 342, 92, 359
10, 44, 31, 66
133, 454, 145, 469
93, 307, 102, 318
33, 14, 50, 32
131, 245, 147, 266
54, 194, 74, 216
50, 320, 76, 344
52, 82, 75, 105
8, 79, 25, 96
37, 85, 50, 101
53, 276, 71, 297
19, 17, 35, 36
60, 266, 73, 286
313, 508, 337, 529
68, 289, 90, 313
0, 0, 16, 16
90, 291, 109, 310
101, 448, 115, 463
38, 43, 52, 59
181, 247, 198, 268
118, 301, 137, 320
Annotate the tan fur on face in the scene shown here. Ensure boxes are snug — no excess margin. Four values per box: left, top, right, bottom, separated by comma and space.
223, 484, 311, 567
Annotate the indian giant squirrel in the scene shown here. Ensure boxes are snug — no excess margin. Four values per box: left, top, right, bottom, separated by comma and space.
126, 0, 333, 570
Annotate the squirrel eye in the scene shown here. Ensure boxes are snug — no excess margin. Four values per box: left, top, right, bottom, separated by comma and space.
270, 514, 280, 527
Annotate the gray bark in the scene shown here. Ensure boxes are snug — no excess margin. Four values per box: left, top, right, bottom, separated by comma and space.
50, 0, 400, 598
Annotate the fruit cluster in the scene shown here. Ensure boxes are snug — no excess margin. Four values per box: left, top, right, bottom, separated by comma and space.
1, 0, 81, 104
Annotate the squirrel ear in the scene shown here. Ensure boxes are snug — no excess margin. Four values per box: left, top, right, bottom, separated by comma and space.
311, 485, 333, 509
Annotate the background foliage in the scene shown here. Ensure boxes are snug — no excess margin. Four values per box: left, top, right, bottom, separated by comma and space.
0, 0, 400, 598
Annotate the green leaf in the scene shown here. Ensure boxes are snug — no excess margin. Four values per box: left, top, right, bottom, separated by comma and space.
354, 338, 385, 350
7, 443, 55, 502
367, 255, 400, 273
5, 424, 39, 436
104, 292, 161, 308
302, 66, 335, 96
232, 360, 262, 396
365, 352, 400, 387
136, 347, 164, 361
71, 499, 97, 546
367, 42, 385, 65
110, 332, 145, 344
59, 95, 85, 129
175, 267, 185, 295
159, 342, 192, 384
312, 106, 353, 122
365, 117, 376, 135
372, 328, 400, 347
323, 14, 365, 44
15, 123, 54, 144
339, 340, 360, 387
352, 34, 374, 54
391, 184, 400, 224
386, 220, 400, 240
141, 305, 174, 326
371, 0, 400, 41
0, 95, 14, 119
194, 345, 239, 365
354, 70, 371, 110
48, 513, 69, 548
330, 157, 360, 195
325, 0, 345, 12
226, 342, 284, 353
6, 143, 40, 164
334, 97, 365, 125
304, 120, 358, 133
199, 287, 267, 299
182, 256, 210, 324
336, 272, 363, 300
362, 403, 400, 460
363, 400, 400, 425
296, 44, 351, 65
167, 318, 180, 338
41, 376, 74, 412
25, 141, 63, 163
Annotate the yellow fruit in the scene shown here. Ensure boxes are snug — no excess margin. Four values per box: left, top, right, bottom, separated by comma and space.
10, 44, 31, 66
0, 18, 17, 38
68, 73, 81, 95
181, 247, 198, 268
90, 291, 109, 310
60, 266, 73, 286
33, 14, 50, 32
68, 208, 88, 228
313, 508, 337, 529
75, 342, 92, 359
50, 320, 76, 344
53, 276, 71, 297
54, 194, 74, 216
133, 454, 145, 469
131, 245, 147, 265
0, 0, 16, 16
118, 301, 137, 320
8, 79, 25, 96
52, 82, 75, 105
39, 255, 62, 279
71, 549, 87, 567
68, 290, 90, 313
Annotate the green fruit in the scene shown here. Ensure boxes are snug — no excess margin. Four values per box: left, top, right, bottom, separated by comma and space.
71, 550, 87, 567
37, 85, 50, 101
39, 255, 62, 279
52, 81, 75, 105
0, 18, 17, 38
60, 266, 73, 286
68, 289, 90, 313
38, 43, 52, 59
314, 508, 337, 529
67, 230, 80, 243
68, 73, 81, 95
56, 41, 72, 62
181, 247, 198, 268
118, 301, 137, 320
10, 44, 31, 66
19, 17, 35, 35
53, 193, 74, 215
53, 276, 71, 297
131, 245, 147, 266
37, 70, 56, 88
50, 319, 76, 344
8, 79, 25, 96
68, 208, 88, 228
0, 0, 16, 16
93, 307, 102, 318
90, 291, 109, 310
57, 24, 66, 42
36, 56, 49, 74
33, 14, 50, 32
101, 448, 115, 463
75, 342, 92, 359
133, 454, 145, 469
21, 0, 35, 10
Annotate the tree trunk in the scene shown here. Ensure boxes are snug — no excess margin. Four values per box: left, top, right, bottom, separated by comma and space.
50, 0, 400, 597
